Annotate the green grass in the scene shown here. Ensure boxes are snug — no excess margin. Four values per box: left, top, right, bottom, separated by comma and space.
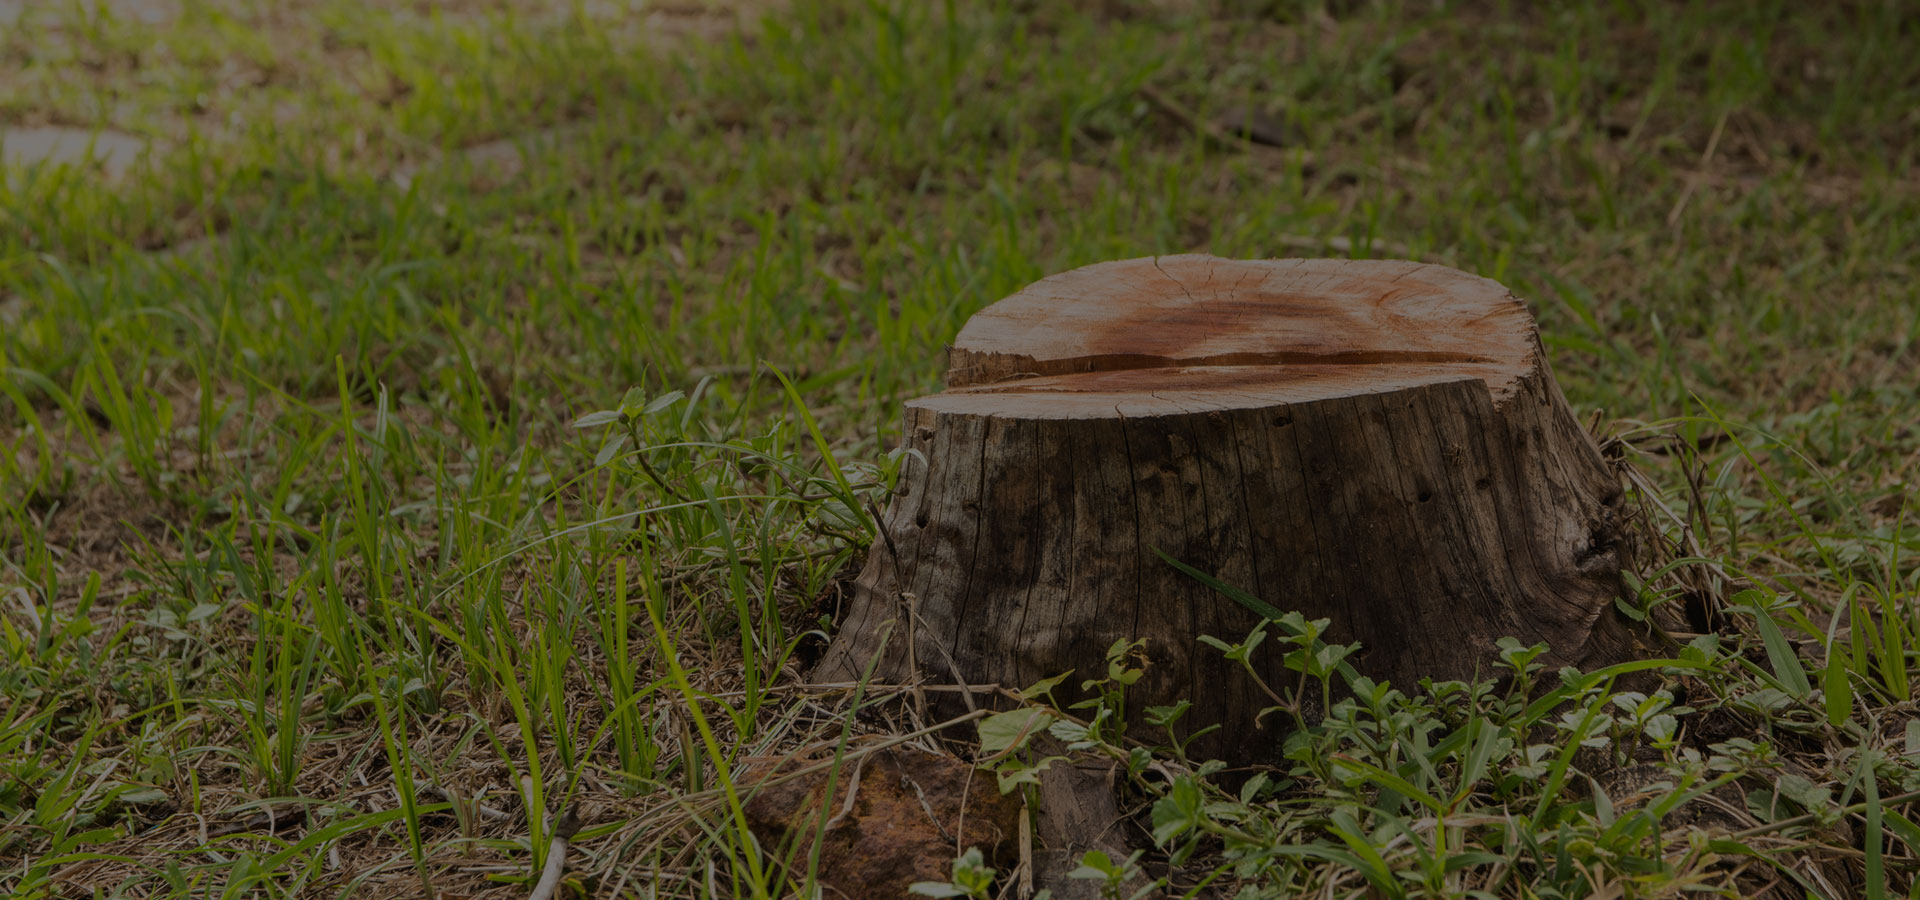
2, 0, 1917, 896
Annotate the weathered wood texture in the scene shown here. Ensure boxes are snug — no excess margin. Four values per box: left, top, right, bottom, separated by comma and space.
819, 255, 1652, 763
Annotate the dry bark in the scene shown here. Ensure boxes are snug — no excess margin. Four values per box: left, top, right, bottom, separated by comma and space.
819, 255, 1656, 765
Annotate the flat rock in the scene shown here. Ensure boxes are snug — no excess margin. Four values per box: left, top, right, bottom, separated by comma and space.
0, 0, 178, 25
2, 127, 151, 179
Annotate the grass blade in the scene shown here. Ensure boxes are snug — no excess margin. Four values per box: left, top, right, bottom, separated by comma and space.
1738, 589, 1812, 697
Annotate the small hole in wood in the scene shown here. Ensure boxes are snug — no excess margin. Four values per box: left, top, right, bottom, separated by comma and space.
1272, 415, 1292, 428
915, 511, 930, 528
1418, 491, 1433, 503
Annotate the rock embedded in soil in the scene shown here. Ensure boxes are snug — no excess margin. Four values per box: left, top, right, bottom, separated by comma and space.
2, 127, 151, 179
740, 747, 1020, 896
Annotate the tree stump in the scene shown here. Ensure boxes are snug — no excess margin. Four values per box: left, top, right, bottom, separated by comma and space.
819, 255, 1654, 763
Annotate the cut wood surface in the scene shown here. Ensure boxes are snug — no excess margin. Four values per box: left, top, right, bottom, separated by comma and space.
944, 256, 1535, 396
819, 255, 1654, 765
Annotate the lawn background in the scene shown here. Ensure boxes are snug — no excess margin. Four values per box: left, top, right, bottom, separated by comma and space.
3, 0, 1917, 897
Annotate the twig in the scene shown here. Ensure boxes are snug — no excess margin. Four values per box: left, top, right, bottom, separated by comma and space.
683, 708, 993, 810
528, 805, 583, 900
1137, 84, 1430, 177
1017, 804, 1034, 899
1137, 84, 1296, 157
1630, 484, 1733, 630
1666, 109, 1728, 228
821, 754, 870, 833
1727, 788, 1920, 842
419, 782, 515, 823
